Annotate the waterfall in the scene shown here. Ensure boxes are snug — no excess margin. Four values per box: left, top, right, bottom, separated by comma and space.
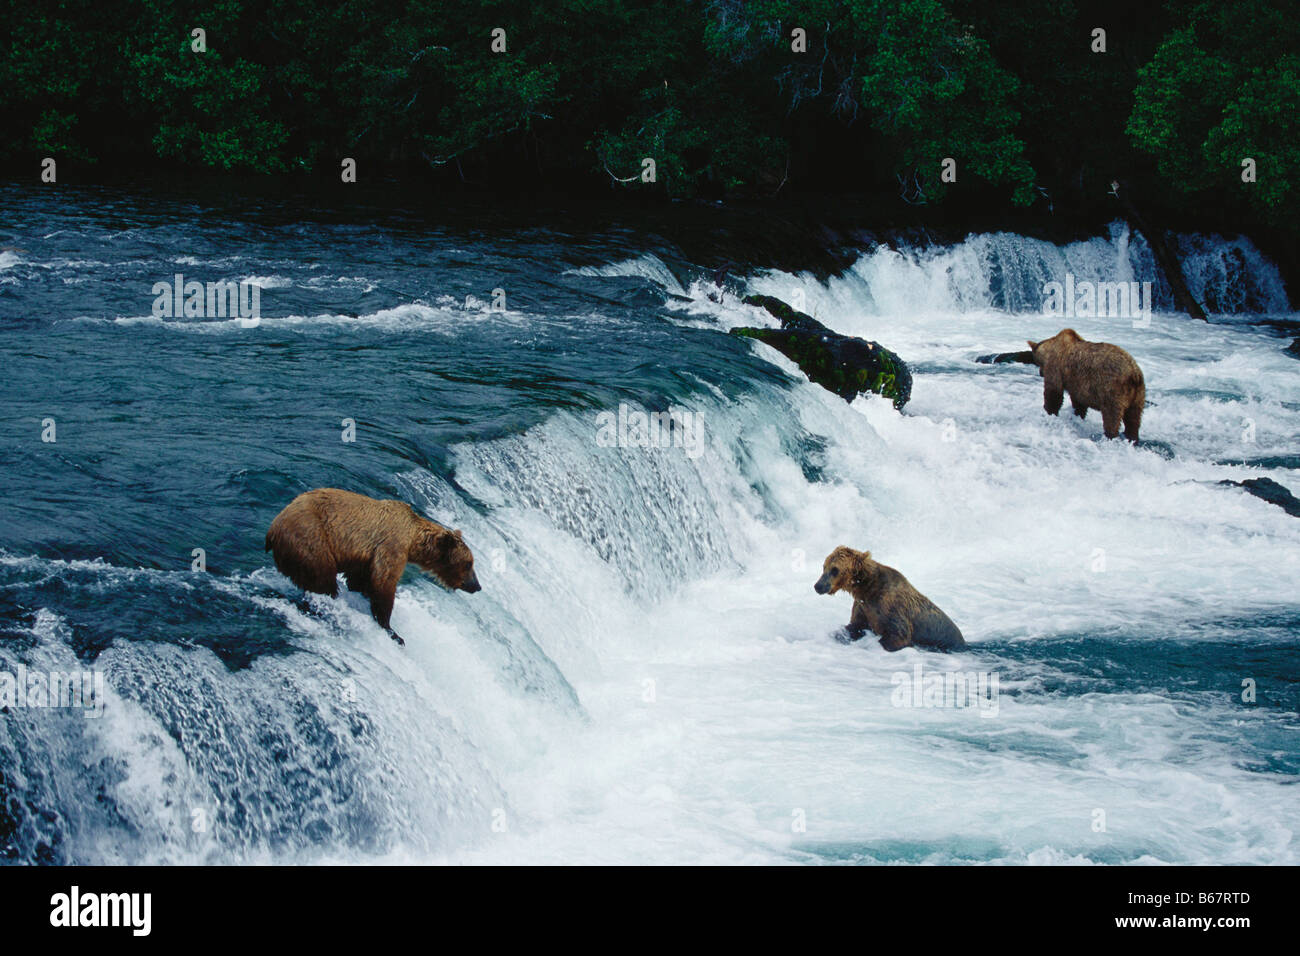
742, 222, 1288, 320
3, 200, 1296, 865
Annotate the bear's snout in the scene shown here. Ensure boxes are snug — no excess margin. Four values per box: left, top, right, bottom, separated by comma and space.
460, 570, 482, 593
814, 573, 831, 595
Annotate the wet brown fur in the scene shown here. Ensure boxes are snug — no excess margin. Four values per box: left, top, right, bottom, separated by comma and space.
265, 488, 478, 636
816, 546, 966, 652
1027, 328, 1145, 442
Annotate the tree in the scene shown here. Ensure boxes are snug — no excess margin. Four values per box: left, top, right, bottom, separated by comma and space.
702, 0, 1037, 203
1128, 1, 1299, 222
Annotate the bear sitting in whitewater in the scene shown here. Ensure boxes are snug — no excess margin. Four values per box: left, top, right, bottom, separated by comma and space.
814, 547, 965, 652
1027, 329, 1145, 442
266, 488, 480, 645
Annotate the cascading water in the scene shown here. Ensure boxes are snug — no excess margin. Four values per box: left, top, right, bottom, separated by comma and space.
736, 221, 1289, 322
1, 187, 1297, 865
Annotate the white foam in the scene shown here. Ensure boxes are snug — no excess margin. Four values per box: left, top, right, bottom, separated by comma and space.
106, 299, 514, 332
567, 253, 687, 296
238, 274, 293, 289
744, 223, 1289, 320
12, 227, 1297, 865
415, 237, 1299, 864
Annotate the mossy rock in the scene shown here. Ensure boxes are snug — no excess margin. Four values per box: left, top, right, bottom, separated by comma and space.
732, 295, 912, 409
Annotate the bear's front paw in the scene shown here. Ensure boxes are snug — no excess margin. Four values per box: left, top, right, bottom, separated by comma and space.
388, 630, 406, 647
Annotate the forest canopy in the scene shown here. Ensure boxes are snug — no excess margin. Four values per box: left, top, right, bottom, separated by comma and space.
1, 0, 1294, 232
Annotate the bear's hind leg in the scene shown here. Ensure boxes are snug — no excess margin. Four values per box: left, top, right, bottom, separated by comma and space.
1071, 397, 1088, 419
342, 564, 371, 598
1101, 404, 1122, 439
878, 618, 913, 652
1123, 402, 1142, 443
268, 515, 339, 597
278, 553, 338, 598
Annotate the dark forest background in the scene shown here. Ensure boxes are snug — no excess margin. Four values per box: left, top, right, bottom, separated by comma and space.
2, 1, 1295, 244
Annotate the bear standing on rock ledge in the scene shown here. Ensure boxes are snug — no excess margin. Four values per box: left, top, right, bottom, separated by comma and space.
1027, 329, 1145, 442
266, 488, 480, 645
814, 546, 966, 652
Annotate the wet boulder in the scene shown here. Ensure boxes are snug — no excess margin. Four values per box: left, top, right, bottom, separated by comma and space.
975, 350, 1035, 365
1219, 477, 1300, 518
731, 294, 912, 409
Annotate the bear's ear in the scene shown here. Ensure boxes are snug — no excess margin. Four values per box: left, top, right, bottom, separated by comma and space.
425, 527, 456, 558
453, 529, 463, 540
1027, 340, 1038, 351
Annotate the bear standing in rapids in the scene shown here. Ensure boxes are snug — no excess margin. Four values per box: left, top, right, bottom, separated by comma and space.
265, 488, 480, 645
814, 546, 966, 652
1027, 328, 1145, 442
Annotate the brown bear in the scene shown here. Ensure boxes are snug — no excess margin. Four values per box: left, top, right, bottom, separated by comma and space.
265, 488, 480, 645
1027, 329, 1145, 442
814, 547, 966, 652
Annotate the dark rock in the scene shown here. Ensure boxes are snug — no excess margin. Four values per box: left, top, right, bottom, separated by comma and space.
975, 350, 1035, 365
732, 294, 912, 409
1285, 338, 1300, 359
1218, 477, 1300, 517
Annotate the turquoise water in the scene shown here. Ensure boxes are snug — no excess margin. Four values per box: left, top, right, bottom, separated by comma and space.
1, 184, 1296, 864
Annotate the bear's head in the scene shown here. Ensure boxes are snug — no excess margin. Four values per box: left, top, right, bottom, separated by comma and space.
1027, 328, 1082, 371
411, 526, 481, 593
814, 546, 869, 595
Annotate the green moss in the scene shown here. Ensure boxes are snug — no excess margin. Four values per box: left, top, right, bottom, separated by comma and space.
732, 326, 910, 408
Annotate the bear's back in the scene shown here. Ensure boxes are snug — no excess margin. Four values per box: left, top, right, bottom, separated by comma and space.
1057, 339, 1143, 400
872, 564, 966, 651
272, 488, 420, 556
911, 601, 967, 650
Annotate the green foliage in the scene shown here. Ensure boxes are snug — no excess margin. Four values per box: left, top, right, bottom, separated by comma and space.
855, 0, 1035, 204
698, 0, 1035, 203
1128, 1, 1299, 219
594, 93, 784, 196
0, 0, 1290, 230
0, 0, 119, 161
124, 3, 290, 172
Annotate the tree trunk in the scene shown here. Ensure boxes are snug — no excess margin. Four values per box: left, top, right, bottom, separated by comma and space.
1111, 182, 1207, 320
